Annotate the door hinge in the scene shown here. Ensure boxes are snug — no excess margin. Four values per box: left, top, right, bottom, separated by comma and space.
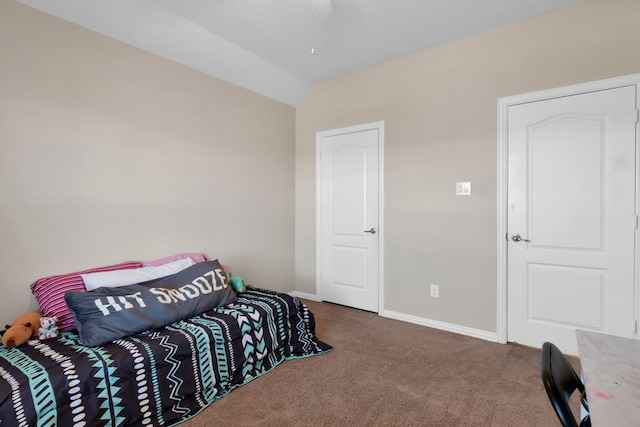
635, 320, 638, 334
636, 109, 640, 124
635, 215, 639, 229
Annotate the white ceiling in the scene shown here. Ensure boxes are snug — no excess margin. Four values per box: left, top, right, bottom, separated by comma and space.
18, 0, 580, 106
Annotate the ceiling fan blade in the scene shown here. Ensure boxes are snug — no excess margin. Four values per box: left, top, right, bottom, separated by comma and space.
311, 0, 333, 18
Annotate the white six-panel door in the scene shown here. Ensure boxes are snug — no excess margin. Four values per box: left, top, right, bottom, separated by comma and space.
317, 123, 383, 312
507, 86, 638, 355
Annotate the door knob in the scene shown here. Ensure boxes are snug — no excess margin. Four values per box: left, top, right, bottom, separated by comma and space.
364, 228, 376, 234
511, 234, 530, 242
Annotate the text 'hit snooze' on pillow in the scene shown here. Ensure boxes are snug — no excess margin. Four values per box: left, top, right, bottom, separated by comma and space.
64, 260, 237, 346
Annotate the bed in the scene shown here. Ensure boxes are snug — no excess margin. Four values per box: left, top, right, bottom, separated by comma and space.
0, 258, 331, 426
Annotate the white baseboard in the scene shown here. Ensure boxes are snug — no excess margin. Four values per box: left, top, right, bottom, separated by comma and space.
288, 293, 500, 343
289, 291, 321, 302
381, 309, 500, 343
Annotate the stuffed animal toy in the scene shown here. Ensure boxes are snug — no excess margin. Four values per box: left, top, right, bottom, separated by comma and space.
39, 316, 59, 340
2, 311, 41, 347
222, 265, 246, 294
230, 276, 246, 294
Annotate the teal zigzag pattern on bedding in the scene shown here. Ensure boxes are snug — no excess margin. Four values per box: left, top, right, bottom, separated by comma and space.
58, 332, 127, 426
157, 331, 189, 416
0, 287, 331, 426
129, 335, 165, 426
0, 346, 56, 426
214, 303, 271, 380
188, 319, 222, 402
114, 338, 156, 426
234, 299, 280, 367
221, 308, 255, 379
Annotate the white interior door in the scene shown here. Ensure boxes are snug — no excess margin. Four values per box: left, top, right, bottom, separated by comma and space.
507, 86, 638, 355
317, 123, 382, 312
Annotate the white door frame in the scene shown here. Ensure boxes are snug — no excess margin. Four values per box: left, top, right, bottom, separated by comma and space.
316, 121, 385, 314
497, 74, 640, 344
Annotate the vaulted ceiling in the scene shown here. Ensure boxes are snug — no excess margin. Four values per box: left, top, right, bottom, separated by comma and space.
17, 0, 580, 105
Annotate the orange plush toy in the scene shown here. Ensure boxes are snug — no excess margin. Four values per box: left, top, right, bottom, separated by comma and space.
2, 311, 41, 347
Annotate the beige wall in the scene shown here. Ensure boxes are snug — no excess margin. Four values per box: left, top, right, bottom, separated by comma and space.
3, 0, 640, 337
0, 1, 295, 322
295, 0, 640, 333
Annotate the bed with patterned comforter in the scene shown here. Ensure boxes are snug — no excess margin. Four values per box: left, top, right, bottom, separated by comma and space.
0, 286, 331, 426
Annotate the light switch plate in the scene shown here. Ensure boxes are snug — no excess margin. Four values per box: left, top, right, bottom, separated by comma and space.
456, 182, 471, 196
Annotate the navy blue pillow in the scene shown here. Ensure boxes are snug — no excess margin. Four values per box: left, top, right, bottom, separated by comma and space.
65, 259, 237, 346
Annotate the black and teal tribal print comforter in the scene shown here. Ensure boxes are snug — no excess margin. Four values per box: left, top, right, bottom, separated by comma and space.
0, 287, 332, 426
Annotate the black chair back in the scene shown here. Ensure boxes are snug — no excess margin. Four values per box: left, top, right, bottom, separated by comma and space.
541, 342, 591, 427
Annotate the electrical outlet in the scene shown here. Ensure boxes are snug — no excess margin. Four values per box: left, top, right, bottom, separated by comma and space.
430, 284, 439, 299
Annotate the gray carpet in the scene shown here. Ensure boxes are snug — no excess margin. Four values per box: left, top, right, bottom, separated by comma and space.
181, 299, 574, 426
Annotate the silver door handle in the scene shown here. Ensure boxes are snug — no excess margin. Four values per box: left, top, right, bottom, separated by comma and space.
511, 234, 530, 242
364, 228, 376, 234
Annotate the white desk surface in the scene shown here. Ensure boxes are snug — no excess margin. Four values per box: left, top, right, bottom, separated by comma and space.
576, 330, 640, 426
